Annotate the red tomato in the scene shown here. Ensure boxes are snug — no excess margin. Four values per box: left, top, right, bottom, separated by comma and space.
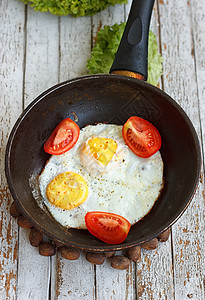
85, 212, 131, 244
122, 116, 162, 158
44, 118, 80, 155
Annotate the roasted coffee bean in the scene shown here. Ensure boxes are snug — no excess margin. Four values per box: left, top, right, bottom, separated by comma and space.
141, 238, 158, 250
111, 255, 130, 270
10, 201, 21, 218
86, 252, 105, 265
126, 246, 141, 262
54, 240, 64, 248
29, 228, 43, 247
104, 251, 116, 258
17, 215, 33, 229
61, 247, 80, 260
158, 228, 170, 242
39, 243, 56, 256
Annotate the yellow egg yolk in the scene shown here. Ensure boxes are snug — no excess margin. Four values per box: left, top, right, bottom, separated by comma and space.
87, 137, 118, 166
46, 172, 88, 210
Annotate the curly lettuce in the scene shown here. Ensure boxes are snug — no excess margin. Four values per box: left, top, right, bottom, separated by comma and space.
21, 0, 127, 17
87, 22, 163, 86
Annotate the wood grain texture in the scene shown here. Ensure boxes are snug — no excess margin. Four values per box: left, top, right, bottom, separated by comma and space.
92, 2, 125, 32
17, 229, 51, 300
24, 7, 60, 107
96, 257, 135, 300
137, 242, 174, 299
16, 6, 59, 300
172, 189, 205, 300
55, 252, 95, 300
158, 0, 205, 299
0, 0, 25, 299
0, 0, 204, 299
190, 0, 205, 164
52, 14, 94, 300
135, 3, 174, 299
91, 4, 136, 300
59, 15, 92, 81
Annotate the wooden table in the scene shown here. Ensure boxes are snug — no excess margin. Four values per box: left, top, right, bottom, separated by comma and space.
1, 0, 204, 299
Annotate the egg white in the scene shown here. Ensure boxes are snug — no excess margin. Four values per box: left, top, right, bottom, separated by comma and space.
38, 123, 164, 229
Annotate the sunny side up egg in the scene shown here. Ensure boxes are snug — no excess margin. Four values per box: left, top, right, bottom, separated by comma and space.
39, 123, 164, 229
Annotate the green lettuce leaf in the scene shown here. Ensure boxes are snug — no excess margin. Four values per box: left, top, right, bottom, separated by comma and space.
87, 22, 163, 86
21, 0, 127, 17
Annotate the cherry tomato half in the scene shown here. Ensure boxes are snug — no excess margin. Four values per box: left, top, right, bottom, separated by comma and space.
85, 212, 131, 244
44, 118, 80, 155
122, 116, 162, 158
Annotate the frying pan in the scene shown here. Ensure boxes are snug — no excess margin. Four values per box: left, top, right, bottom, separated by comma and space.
5, 0, 201, 252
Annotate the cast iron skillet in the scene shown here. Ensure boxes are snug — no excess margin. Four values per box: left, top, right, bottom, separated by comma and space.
5, 0, 201, 251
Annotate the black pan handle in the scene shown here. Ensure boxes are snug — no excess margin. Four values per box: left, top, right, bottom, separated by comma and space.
110, 0, 155, 81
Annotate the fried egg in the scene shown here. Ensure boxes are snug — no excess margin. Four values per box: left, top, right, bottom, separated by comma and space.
39, 124, 164, 229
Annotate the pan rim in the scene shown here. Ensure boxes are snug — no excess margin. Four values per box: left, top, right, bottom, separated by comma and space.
5, 74, 202, 251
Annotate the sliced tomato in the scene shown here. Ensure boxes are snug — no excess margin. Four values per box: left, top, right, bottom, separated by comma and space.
122, 116, 162, 158
85, 212, 131, 244
44, 118, 80, 155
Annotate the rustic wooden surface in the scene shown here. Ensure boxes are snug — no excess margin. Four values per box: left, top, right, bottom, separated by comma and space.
0, 0, 204, 299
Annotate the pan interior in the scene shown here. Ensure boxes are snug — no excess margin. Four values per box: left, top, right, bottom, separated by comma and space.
6, 75, 201, 251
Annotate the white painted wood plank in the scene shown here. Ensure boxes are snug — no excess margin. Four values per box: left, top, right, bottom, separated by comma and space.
91, 3, 135, 300
24, 8, 60, 107
0, 0, 25, 299
17, 229, 51, 299
55, 252, 95, 300
16, 7, 60, 300
92, 2, 125, 32
190, 0, 205, 165
135, 3, 174, 299
137, 242, 174, 299
188, 5, 205, 297
52, 14, 95, 300
0, 1, 202, 299
158, 0, 205, 299
96, 257, 135, 300
172, 189, 205, 300
91, 2, 174, 299
59, 15, 92, 81
125, 0, 132, 18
